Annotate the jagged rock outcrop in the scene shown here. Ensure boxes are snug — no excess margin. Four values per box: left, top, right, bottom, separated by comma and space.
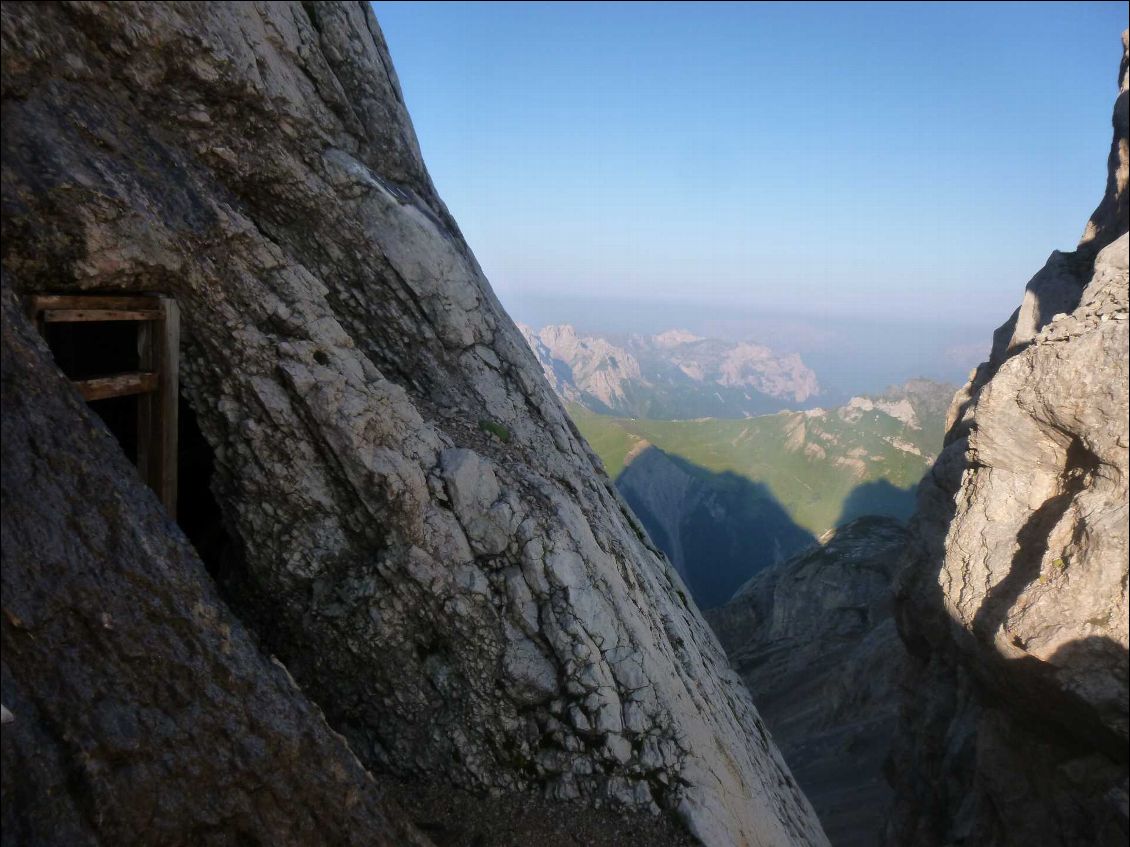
0, 288, 433, 847
0, 3, 826, 845
887, 31, 1130, 847
520, 324, 644, 409
706, 518, 910, 847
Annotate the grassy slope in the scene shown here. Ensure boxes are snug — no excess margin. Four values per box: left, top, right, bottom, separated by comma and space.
569, 402, 938, 536
572, 406, 645, 479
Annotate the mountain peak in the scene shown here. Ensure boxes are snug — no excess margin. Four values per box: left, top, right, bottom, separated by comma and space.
524, 324, 820, 417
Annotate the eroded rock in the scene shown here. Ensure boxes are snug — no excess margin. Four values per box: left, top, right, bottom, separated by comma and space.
0, 287, 431, 847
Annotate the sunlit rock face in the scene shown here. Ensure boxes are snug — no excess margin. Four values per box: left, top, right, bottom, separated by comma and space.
887, 31, 1129, 847
0, 3, 828, 845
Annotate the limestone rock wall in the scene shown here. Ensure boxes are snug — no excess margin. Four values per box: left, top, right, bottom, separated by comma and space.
0, 3, 826, 845
887, 30, 1130, 847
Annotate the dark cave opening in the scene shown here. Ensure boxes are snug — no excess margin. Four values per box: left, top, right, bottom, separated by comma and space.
44, 317, 142, 380
175, 391, 310, 691
176, 394, 245, 594
44, 314, 246, 592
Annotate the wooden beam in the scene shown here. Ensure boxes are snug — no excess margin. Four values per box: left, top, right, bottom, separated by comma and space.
75, 372, 159, 402
158, 299, 179, 518
42, 309, 164, 323
137, 297, 179, 518
26, 294, 165, 314
24, 291, 180, 519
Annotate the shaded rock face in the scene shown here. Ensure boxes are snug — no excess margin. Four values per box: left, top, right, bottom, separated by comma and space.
0, 289, 432, 847
887, 31, 1129, 847
706, 518, 910, 847
0, 3, 826, 845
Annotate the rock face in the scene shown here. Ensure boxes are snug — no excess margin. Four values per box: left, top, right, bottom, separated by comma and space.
0, 3, 826, 845
521, 323, 820, 419
520, 324, 644, 409
0, 289, 433, 847
887, 31, 1130, 847
706, 518, 910, 847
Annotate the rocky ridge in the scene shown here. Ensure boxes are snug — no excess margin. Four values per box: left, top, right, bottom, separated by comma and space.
0, 3, 826, 845
887, 30, 1130, 847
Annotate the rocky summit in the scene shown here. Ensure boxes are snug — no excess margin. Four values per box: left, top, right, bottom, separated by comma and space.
0, 3, 826, 846
887, 29, 1130, 847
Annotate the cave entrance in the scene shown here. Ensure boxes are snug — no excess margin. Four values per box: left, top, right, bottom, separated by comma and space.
175, 393, 245, 591
23, 293, 180, 517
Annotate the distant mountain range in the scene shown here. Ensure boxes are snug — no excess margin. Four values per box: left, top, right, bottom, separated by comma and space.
520, 323, 820, 419
567, 379, 955, 608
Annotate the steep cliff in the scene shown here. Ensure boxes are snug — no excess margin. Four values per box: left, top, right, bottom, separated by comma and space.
0, 3, 826, 845
887, 31, 1129, 847
707, 518, 910, 847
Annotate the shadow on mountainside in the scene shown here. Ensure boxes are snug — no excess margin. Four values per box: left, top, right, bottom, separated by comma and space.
835, 478, 918, 527
970, 438, 1102, 649
614, 446, 814, 609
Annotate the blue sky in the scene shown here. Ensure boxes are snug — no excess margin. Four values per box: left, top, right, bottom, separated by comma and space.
373, 1, 1125, 381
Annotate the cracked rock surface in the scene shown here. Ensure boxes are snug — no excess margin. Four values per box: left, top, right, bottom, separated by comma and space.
887, 30, 1129, 847
0, 286, 433, 847
1, 3, 826, 845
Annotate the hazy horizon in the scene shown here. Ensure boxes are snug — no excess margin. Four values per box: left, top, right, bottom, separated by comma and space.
375, 1, 1126, 397
507, 291, 986, 400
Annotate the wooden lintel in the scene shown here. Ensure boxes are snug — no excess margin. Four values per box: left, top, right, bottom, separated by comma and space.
43, 309, 164, 323
75, 372, 159, 402
26, 295, 165, 314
